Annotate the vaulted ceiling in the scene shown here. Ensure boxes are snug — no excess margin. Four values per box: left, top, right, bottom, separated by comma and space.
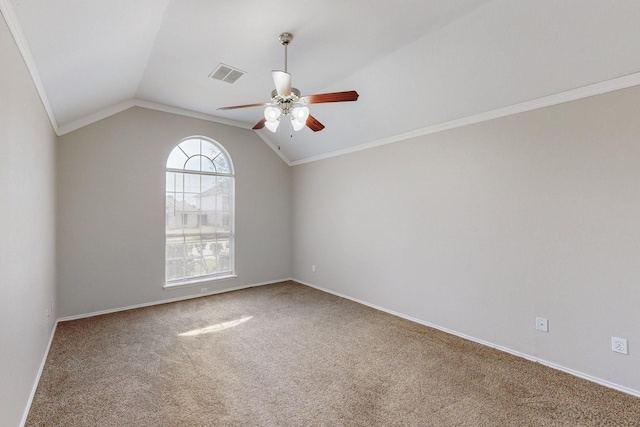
5, 0, 640, 164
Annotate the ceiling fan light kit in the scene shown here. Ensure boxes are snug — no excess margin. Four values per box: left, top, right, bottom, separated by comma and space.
218, 32, 359, 133
291, 106, 310, 131
264, 106, 282, 132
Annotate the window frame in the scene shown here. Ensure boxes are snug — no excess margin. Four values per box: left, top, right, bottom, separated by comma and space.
164, 136, 236, 289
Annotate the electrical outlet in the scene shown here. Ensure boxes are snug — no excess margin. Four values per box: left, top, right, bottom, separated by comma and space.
200, 287, 208, 293
45, 309, 51, 322
311, 265, 316, 273
612, 337, 628, 355
535, 317, 548, 332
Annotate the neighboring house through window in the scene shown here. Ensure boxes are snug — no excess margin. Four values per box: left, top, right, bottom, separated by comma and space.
165, 136, 235, 287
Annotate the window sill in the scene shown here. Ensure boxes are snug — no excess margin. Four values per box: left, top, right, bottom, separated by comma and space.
163, 274, 238, 290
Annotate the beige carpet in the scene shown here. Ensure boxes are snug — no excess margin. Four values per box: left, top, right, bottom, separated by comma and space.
27, 281, 640, 426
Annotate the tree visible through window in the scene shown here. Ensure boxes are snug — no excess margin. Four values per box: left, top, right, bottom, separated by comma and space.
165, 137, 234, 285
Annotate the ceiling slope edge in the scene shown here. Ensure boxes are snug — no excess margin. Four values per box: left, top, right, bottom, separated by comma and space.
2, 1, 253, 138
254, 132, 293, 166
57, 99, 253, 136
1, 0, 60, 134
56, 100, 137, 135
134, 101, 253, 132
290, 71, 640, 166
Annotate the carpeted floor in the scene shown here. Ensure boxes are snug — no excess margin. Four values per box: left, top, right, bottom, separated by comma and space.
27, 281, 640, 426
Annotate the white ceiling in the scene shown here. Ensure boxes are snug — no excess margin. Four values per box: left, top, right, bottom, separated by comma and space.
5, 0, 640, 164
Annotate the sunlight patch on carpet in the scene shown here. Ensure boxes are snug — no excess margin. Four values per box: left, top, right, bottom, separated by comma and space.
178, 316, 253, 337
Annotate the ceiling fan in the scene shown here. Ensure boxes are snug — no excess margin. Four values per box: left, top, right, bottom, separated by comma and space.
218, 32, 359, 133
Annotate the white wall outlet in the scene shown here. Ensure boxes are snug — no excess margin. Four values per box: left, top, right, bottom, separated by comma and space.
311, 265, 316, 273
45, 309, 51, 322
612, 337, 628, 355
200, 287, 208, 293
535, 317, 548, 332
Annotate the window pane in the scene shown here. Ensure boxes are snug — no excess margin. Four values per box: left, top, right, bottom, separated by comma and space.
202, 210, 216, 229
166, 172, 175, 192
166, 200, 180, 230
201, 157, 215, 173
167, 149, 187, 169
185, 155, 203, 172
172, 173, 184, 191
166, 240, 185, 259
184, 234, 201, 244
166, 259, 185, 281
166, 137, 234, 283
216, 238, 231, 271
217, 176, 231, 194
202, 255, 217, 275
203, 142, 221, 160
179, 138, 202, 157
166, 172, 186, 192
200, 175, 216, 193
213, 154, 230, 174
183, 194, 200, 211
184, 173, 201, 194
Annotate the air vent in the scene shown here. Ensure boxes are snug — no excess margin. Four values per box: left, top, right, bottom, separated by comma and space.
209, 64, 246, 83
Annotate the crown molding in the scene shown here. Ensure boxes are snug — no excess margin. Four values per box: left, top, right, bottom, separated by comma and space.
55, 99, 136, 135
290, 72, 640, 166
1, 1, 253, 138
1, 0, 60, 134
4, 0, 640, 165
134, 100, 252, 130
56, 99, 253, 136
254, 130, 293, 166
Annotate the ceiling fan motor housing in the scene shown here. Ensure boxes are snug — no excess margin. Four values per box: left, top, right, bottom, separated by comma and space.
218, 31, 358, 133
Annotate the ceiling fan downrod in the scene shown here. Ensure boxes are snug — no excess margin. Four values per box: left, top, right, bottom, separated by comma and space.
279, 32, 293, 73
216, 31, 358, 134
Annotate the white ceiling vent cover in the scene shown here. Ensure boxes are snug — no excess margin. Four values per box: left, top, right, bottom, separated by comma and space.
209, 64, 246, 83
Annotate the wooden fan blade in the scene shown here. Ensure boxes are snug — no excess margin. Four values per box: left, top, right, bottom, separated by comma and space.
218, 102, 268, 111
301, 90, 359, 104
252, 118, 266, 130
272, 70, 292, 97
306, 115, 325, 132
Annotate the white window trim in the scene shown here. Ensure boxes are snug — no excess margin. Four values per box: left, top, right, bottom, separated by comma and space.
163, 274, 238, 290
165, 136, 235, 286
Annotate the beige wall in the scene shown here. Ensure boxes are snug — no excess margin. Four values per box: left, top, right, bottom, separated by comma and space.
292, 86, 640, 393
0, 12, 57, 427
56, 107, 292, 317
4, 7, 640, 423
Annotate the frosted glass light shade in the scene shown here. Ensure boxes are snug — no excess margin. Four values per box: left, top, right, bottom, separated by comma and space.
264, 106, 282, 132
264, 106, 281, 122
265, 120, 279, 132
291, 106, 309, 131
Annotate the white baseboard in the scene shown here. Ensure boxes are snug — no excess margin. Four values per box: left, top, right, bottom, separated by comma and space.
58, 278, 293, 322
22, 278, 293, 425
295, 278, 640, 399
21, 320, 59, 427
24, 276, 637, 426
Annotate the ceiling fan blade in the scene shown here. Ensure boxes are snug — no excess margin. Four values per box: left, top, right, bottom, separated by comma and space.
301, 90, 359, 104
272, 70, 292, 97
252, 118, 267, 130
306, 115, 325, 132
217, 102, 268, 111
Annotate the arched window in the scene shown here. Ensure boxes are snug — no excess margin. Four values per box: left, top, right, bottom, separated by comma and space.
165, 137, 235, 287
